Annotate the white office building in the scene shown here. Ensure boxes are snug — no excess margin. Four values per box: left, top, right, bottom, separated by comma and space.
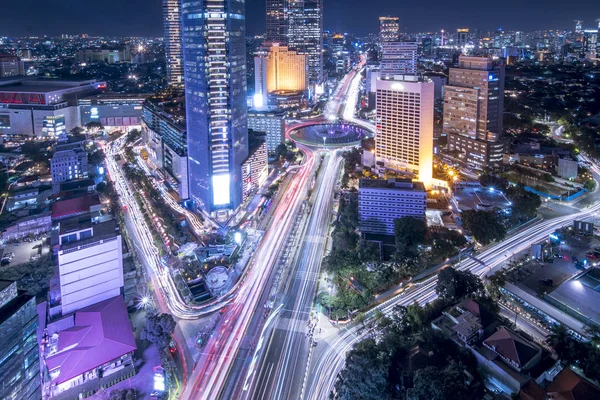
359, 178, 426, 236
57, 216, 123, 315
50, 141, 88, 187
380, 42, 418, 79
374, 77, 434, 187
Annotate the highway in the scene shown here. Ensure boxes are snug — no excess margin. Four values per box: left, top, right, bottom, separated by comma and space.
234, 151, 342, 400
305, 199, 600, 399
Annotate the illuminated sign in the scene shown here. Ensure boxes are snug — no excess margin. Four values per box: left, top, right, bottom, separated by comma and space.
91, 107, 99, 119
212, 174, 231, 206
391, 83, 405, 90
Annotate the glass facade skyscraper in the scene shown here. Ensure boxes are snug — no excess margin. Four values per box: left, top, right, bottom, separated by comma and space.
0, 281, 41, 400
182, 0, 248, 214
163, 0, 184, 87
266, 0, 288, 44
288, 0, 323, 86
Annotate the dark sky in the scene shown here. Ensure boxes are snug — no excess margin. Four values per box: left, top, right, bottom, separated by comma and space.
1, 0, 598, 38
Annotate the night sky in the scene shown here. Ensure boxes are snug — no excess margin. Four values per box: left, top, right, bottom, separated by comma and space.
1, 0, 599, 37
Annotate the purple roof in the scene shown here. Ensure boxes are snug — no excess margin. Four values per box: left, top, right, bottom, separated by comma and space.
45, 296, 136, 385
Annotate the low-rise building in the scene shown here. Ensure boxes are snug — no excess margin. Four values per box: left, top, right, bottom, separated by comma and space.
1, 211, 52, 240
358, 178, 426, 236
78, 93, 150, 132
0, 55, 25, 77
42, 296, 136, 399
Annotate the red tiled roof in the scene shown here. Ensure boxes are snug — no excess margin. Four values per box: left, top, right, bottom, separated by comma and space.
520, 379, 546, 400
44, 296, 136, 385
547, 368, 600, 400
51, 194, 100, 219
483, 327, 540, 369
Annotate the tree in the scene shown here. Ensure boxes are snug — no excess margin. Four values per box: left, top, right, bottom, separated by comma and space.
506, 185, 541, 220
461, 210, 506, 245
479, 173, 508, 191
85, 121, 104, 134
408, 363, 470, 400
394, 217, 427, 247
141, 313, 176, 348
334, 338, 390, 400
436, 268, 483, 302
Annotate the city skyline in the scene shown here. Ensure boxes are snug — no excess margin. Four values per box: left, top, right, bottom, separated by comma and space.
1, 0, 600, 37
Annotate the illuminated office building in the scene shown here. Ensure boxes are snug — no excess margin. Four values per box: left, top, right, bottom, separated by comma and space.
254, 43, 307, 108
266, 0, 288, 43
375, 78, 434, 187
163, 0, 184, 86
182, 0, 248, 214
379, 16, 400, 43
288, 0, 323, 86
445, 56, 505, 168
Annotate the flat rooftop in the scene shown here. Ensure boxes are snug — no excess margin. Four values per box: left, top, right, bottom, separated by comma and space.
359, 178, 425, 192
60, 219, 119, 251
547, 268, 600, 326
0, 77, 100, 93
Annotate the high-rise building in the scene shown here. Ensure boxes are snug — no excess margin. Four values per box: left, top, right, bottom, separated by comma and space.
0, 55, 25, 77
374, 78, 434, 186
254, 43, 308, 108
266, 0, 288, 43
358, 178, 426, 236
457, 28, 469, 46
288, 0, 323, 87
380, 41, 418, 78
247, 110, 286, 155
182, 0, 248, 214
163, 0, 184, 87
444, 56, 505, 168
0, 280, 41, 400
379, 16, 400, 43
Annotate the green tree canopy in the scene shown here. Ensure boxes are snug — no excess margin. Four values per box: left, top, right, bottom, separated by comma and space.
506, 185, 541, 220
436, 268, 483, 302
408, 363, 470, 400
461, 210, 506, 245
141, 313, 176, 348
394, 217, 427, 247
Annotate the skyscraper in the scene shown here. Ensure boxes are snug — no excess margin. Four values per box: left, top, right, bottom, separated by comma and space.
288, 0, 323, 87
375, 78, 434, 187
380, 41, 418, 78
0, 280, 41, 400
163, 0, 183, 87
182, 0, 248, 214
379, 16, 400, 43
266, 0, 288, 44
444, 56, 505, 168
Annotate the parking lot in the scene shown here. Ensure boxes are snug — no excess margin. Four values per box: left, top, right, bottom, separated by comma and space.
0, 236, 49, 267
507, 232, 600, 296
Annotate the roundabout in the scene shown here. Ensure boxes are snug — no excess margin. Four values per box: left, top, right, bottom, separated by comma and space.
289, 122, 372, 147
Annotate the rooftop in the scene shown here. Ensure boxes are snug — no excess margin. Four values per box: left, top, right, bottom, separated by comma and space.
546, 367, 600, 400
0, 77, 102, 93
44, 296, 136, 385
52, 194, 100, 220
483, 327, 541, 370
359, 178, 425, 192
60, 217, 119, 251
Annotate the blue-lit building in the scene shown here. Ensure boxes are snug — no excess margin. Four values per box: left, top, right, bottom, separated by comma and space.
0, 280, 41, 400
182, 0, 249, 215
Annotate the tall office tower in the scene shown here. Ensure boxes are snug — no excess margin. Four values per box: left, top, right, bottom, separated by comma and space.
380, 41, 418, 78
379, 16, 400, 42
0, 280, 41, 400
266, 0, 288, 43
575, 20, 583, 34
163, 0, 183, 86
375, 78, 435, 187
182, 0, 248, 214
254, 43, 307, 109
288, 0, 323, 86
457, 28, 469, 46
444, 56, 505, 168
